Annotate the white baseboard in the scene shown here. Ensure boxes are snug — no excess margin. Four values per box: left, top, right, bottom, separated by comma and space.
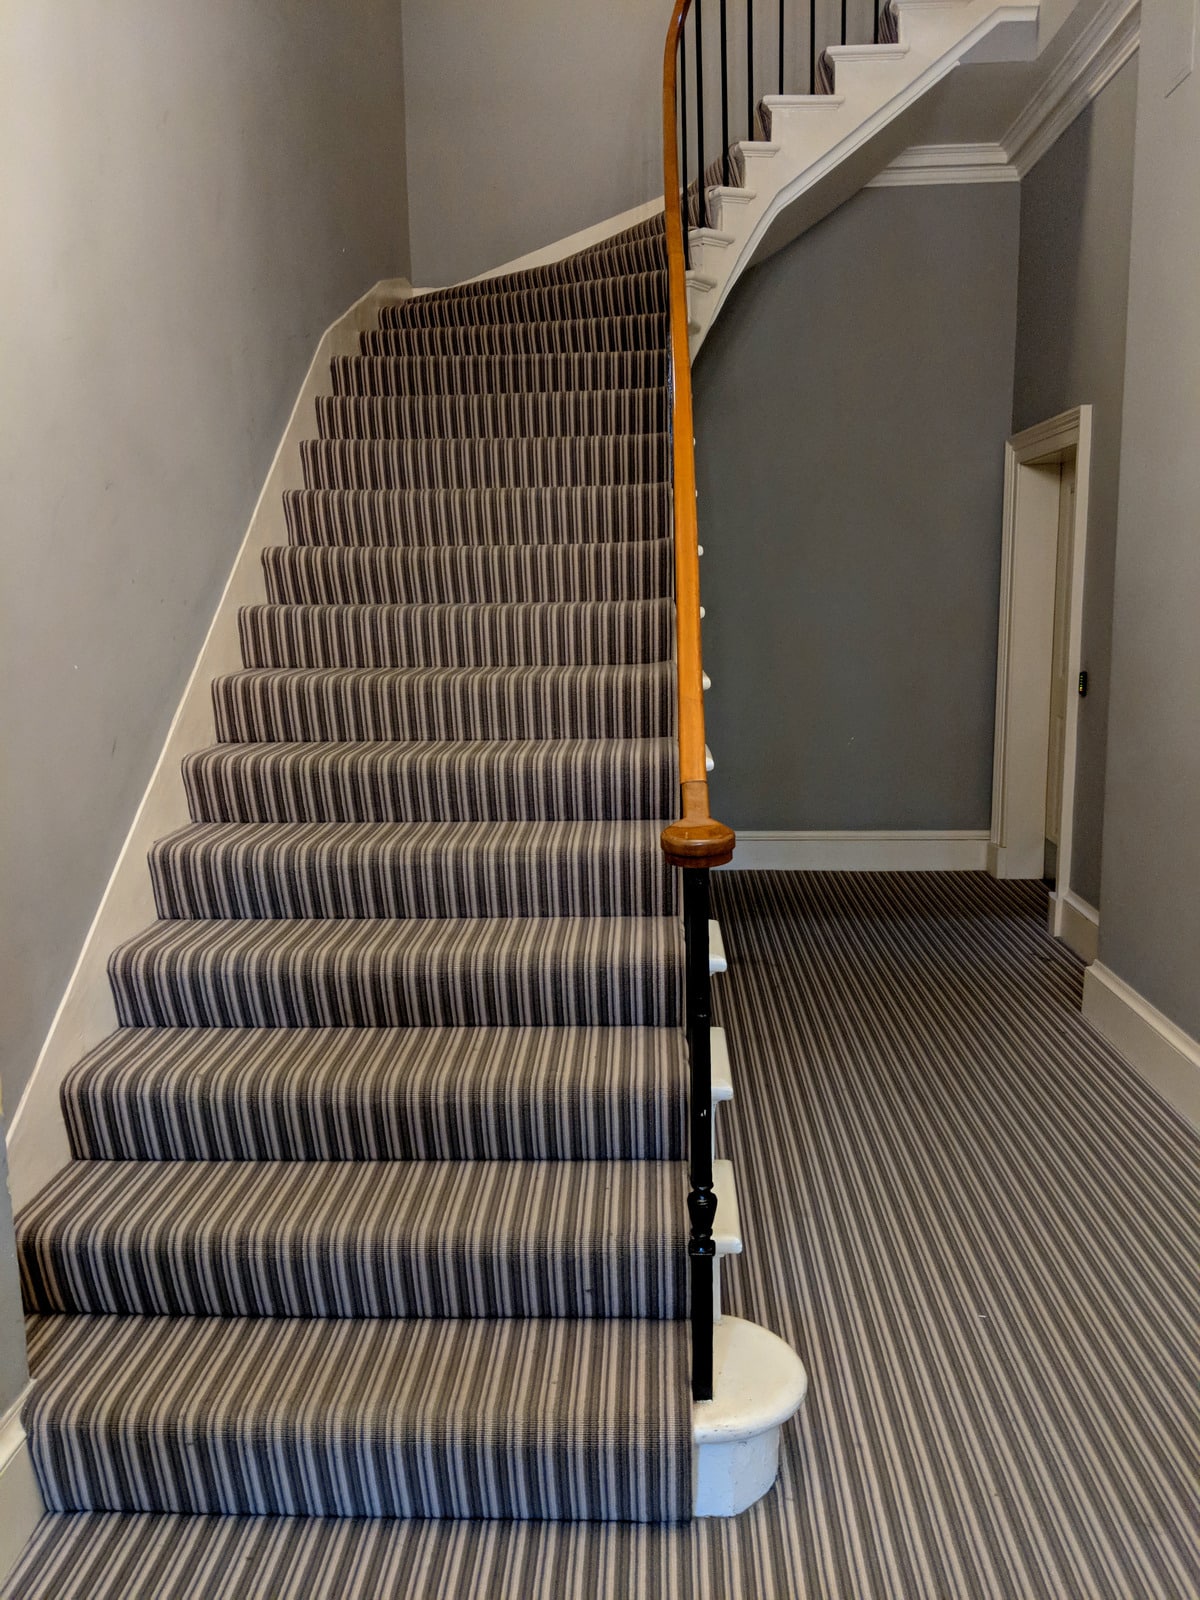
1082, 964, 1200, 1131
1050, 889, 1099, 963
452, 198, 665, 290
0, 1391, 42, 1586
6, 277, 412, 1213
726, 830, 989, 872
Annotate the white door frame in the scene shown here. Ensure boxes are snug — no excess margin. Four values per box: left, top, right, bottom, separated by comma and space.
988, 407, 1094, 947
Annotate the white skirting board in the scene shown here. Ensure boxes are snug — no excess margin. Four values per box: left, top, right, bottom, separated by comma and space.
1049, 888, 1100, 963
725, 831, 990, 872
0, 1391, 42, 1586
1082, 964, 1200, 1131
6, 277, 412, 1212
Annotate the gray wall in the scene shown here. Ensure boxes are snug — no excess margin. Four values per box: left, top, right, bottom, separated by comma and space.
694, 183, 1020, 832
0, 1, 410, 1121
1098, 13, 1200, 1040
1013, 57, 1138, 908
401, 0, 666, 285
0, 1127, 27, 1417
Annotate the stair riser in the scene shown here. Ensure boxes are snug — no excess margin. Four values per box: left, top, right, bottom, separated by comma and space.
20, 1167, 687, 1322
330, 353, 669, 399
314, 393, 667, 442
149, 841, 677, 921
360, 318, 667, 358
211, 669, 675, 745
182, 744, 678, 826
300, 438, 670, 493
62, 1027, 688, 1163
381, 275, 667, 328
238, 603, 674, 670
261, 545, 673, 607
283, 486, 669, 550
108, 953, 682, 1029
423, 242, 666, 300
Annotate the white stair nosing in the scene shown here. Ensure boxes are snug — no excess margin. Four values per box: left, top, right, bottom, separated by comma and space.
708, 919, 727, 975
712, 1159, 743, 1256
711, 1026, 734, 1103
761, 92, 846, 110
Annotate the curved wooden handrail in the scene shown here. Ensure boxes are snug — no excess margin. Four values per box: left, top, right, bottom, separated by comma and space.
660, 0, 735, 870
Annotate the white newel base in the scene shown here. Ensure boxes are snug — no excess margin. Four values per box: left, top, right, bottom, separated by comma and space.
692, 1317, 809, 1516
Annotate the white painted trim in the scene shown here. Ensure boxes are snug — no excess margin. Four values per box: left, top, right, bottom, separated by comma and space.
1050, 888, 1099, 962
692, 1317, 808, 1516
868, 141, 1017, 185
1083, 964, 1200, 1130
726, 831, 989, 871
1005, 0, 1139, 176
6, 277, 413, 1212
0, 1388, 42, 1586
988, 407, 1093, 891
441, 198, 665, 291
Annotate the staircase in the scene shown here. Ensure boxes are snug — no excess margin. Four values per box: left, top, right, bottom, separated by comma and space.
5, 0, 1053, 1583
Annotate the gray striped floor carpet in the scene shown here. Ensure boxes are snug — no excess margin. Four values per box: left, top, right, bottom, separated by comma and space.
8, 871, 1197, 1596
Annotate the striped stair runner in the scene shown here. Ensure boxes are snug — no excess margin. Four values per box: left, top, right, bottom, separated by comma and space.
14, 219, 702, 1527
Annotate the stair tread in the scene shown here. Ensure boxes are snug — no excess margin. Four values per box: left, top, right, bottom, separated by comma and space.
109, 915, 683, 1028
149, 818, 675, 920
19, 1156, 688, 1320
359, 316, 667, 359
314, 390, 667, 442
299, 434, 671, 492
23, 1312, 691, 1520
182, 736, 677, 824
61, 1024, 688, 1162
330, 352, 669, 398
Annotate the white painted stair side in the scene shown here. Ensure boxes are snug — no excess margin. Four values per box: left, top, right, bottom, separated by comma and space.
693, 1317, 809, 1516
687, 0, 1040, 350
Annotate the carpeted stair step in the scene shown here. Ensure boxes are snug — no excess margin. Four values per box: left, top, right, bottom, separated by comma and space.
299, 434, 670, 492
148, 820, 676, 920
182, 737, 677, 825
212, 663, 675, 744
422, 238, 667, 301
380, 273, 667, 329
314, 389, 668, 442
19, 1157, 688, 1320
23, 1313, 691, 1520
330, 350, 669, 398
283, 484, 669, 550
360, 315, 666, 359
262, 540, 672, 606
108, 915, 683, 1028
61, 1025, 687, 1162
238, 600, 674, 670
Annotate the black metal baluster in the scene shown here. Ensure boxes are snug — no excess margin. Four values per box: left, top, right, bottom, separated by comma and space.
683, 867, 717, 1403
841, 0, 848, 45
680, 29, 691, 268
695, 0, 706, 228
720, 0, 730, 188
778, 0, 785, 94
875, 0, 882, 43
747, 0, 754, 140
809, 1, 816, 94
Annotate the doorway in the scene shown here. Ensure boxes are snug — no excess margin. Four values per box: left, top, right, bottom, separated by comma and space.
988, 407, 1098, 959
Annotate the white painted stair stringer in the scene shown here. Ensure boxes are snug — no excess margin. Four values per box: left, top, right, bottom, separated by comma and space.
687, 0, 1040, 350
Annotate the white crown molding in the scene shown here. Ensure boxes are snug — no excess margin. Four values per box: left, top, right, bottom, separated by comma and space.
867, 141, 1017, 185
866, 0, 1139, 187
1005, 0, 1140, 176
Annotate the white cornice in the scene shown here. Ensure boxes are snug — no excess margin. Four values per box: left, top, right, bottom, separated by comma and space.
867, 141, 1016, 185
1004, 0, 1139, 176
866, 0, 1139, 187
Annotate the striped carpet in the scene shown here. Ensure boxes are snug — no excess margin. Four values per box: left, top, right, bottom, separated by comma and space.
8, 871, 1198, 1596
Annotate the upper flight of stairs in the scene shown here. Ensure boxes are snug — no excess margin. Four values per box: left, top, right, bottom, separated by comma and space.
682, 0, 1039, 347
10, 215, 792, 1556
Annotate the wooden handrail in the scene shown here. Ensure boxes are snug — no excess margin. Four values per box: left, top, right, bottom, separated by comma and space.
660, 0, 736, 871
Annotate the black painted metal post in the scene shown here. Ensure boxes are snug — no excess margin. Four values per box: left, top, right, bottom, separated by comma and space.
695, 0, 707, 228
809, 1, 816, 94
778, 0, 785, 94
683, 866, 717, 1402
747, 0, 754, 141
875, 0, 882, 43
841, 0, 848, 44
720, 0, 730, 187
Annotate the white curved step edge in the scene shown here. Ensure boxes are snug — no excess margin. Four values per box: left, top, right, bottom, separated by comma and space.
711, 1026, 733, 1104
692, 1317, 809, 1516
709, 919, 727, 974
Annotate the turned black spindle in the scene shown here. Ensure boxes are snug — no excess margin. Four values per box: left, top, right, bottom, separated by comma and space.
720, 0, 730, 188
681, 29, 691, 268
683, 866, 717, 1403
695, 0, 707, 228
